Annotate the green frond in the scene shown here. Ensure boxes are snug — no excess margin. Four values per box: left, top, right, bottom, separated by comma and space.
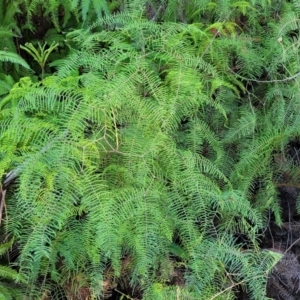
0, 239, 14, 256
0, 239, 26, 299
225, 107, 256, 142
0, 27, 17, 39
0, 266, 24, 283
71, 0, 110, 22
0, 51, 31, 70
0, 75, 15, 97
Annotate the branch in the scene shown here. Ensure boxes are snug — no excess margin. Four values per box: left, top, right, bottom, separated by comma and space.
150, 5, 164, 22
231, 70, 300, 83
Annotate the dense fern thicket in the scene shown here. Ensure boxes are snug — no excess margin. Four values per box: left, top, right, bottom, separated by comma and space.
1, 0, 300, 299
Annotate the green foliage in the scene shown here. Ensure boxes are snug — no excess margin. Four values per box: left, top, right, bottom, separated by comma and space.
0, 239, 25, 299
0, 51, 31, 70
20, 42, 59, 79
0, 0, 21, 52
71, 0, 110, 22
0, 50, 31, 100
1, 0, 300, 299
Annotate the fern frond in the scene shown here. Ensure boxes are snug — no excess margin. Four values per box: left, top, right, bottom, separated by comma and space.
0, 51, 30, 70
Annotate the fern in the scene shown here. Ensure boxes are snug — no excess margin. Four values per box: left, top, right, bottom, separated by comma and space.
0, 0, 21, 53
2, 0, 300, 299
0, 51, 31, 70
0, 239, 25, 300
71, 0, 110, 22
0, 11, 284, 299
